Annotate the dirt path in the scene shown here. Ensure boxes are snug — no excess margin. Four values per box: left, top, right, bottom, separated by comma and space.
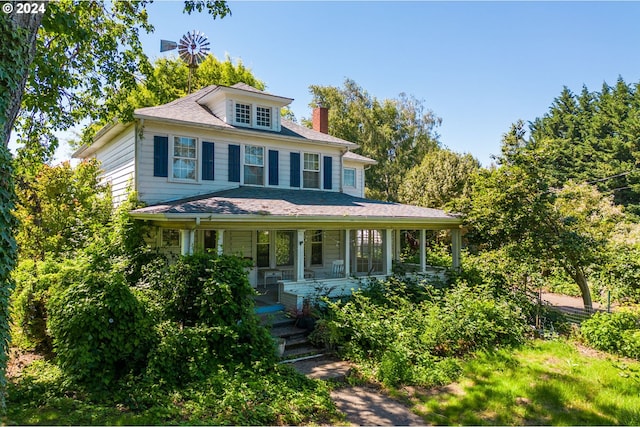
541, 292, 615, 312
330, 385, 424, 426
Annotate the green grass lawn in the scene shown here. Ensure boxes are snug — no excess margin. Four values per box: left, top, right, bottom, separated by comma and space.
406, 339, 640, 425
6, 339, 640, 425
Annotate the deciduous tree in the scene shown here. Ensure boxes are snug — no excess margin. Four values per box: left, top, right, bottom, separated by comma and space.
0, 0, 230, 411
464, 125, 624, 310
399, 148, 479, 210
307, 79, 441, 201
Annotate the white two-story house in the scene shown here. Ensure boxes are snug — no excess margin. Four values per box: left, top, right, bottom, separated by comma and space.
73, 83, 463, 310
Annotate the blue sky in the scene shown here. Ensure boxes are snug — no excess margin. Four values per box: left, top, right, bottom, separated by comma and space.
139, 1, 640, 167
32, 1, 640, 166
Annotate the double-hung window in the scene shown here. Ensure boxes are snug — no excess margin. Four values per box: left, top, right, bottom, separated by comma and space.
172, 136, 197, 180
344, 168, 356, 187
235, 102, 251, 125
244, 145, 264, 185
256, 106, 271, 128
303, 153, 320, 189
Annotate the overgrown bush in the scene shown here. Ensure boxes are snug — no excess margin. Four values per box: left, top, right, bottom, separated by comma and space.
421, 282, 529, 357
581, 310, 640, 359
311, 276, 528, 387
7, 359, 341, 426
47, 270, 155, 389
138, 253, 277, 386
10, 258, 87, 353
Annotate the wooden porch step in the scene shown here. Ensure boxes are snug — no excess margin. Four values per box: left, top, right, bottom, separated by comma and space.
271, 324, 308, 341
259, 310, 294, 327
283, 344, 323, 359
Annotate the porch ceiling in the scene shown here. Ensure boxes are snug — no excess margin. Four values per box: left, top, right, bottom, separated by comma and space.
130, 186, 463, 229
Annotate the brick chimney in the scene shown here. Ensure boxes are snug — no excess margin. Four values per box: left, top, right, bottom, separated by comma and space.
312, 106, 329, 134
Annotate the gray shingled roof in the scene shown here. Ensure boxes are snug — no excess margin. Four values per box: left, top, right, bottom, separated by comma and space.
343, 151, 378, 164
130, 187, 461, 226
134, 85, 360, 149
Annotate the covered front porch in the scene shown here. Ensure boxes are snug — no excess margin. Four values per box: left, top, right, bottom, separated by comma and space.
157, 226, 461, 311
130, 186, 463, 311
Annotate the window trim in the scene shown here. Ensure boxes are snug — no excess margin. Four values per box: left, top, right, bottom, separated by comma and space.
243, 144, 265, 186
310, 230, 323, 266
169, 135, 199, 183
344, 167, 356, 188
234, 102, 252, 126
303, 152, 321, 189
256, 105, 272, 129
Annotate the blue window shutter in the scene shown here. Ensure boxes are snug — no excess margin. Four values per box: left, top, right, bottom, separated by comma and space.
202, 141, 215, 180
290, 152, 300, 187
153, 136, 168, 177
268, 150, 279, 186
323, 156, 333, 189
228, 144, 240, 182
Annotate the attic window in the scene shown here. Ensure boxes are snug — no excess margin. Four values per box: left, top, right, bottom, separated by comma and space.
256, 106, 271, 128
235, 103, 251, 125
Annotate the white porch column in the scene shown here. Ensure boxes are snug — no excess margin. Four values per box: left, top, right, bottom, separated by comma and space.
344, 229, 351, 277
180, 230, 191, 256
385, 229, 393, 275
451, 228, 462, 270
189, 229, 196, 254
296, 229, 305, 281
394, 230, 401, 261
419, 229, 427, 272
216, 230, 225, 255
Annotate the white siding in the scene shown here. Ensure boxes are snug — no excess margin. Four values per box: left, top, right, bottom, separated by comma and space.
342, 161, 366, 198
94, 126, 135, 205
137, 123, 238, 204
137, 121, 347, 204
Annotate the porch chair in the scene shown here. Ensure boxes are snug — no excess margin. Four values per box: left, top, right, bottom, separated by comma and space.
331, 260, 345, 278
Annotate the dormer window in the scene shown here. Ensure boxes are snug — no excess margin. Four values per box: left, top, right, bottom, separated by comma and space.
235, 102, 251, 125
256, 106, 271, 128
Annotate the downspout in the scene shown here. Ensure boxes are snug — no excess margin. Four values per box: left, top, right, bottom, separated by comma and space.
135, 118, 143, 195
339, 149, 347, 192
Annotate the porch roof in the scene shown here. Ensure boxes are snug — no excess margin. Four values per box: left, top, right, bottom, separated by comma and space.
130, 187, 462, 229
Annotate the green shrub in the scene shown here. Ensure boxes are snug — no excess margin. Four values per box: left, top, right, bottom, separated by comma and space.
581, 310, 640, 358
313, 277, 529, 387
146, 322, 221, 385
422, 282, 529, 357
139, 253, 277, 385
10, 258, 87, 353
379, 347, 412, 387
140, 253, 256, 326
47, 270, 155, 389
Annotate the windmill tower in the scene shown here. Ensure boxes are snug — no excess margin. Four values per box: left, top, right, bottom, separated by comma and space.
160, 30, 210, 93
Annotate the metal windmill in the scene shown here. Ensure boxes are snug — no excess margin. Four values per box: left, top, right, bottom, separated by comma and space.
160, 30, 211, 93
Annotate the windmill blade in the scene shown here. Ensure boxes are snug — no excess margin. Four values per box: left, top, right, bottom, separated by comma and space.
175, 30, 211, 67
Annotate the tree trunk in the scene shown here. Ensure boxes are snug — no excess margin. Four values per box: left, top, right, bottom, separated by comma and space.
574, 267, 593, 312
1, 10, 44, 146
0, 7, 43, 413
